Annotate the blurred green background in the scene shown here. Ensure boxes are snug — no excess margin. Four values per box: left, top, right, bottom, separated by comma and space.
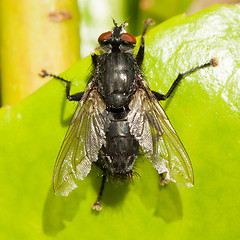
0, 1, 240, 240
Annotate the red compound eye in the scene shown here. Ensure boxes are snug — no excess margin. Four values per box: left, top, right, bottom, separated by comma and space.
121, 33, 136, 44
98, 31, 112, 43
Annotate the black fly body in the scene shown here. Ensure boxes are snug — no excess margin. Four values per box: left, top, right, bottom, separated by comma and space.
40, 19, 217, 211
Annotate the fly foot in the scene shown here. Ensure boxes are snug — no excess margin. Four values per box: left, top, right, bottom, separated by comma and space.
92, 201, 102, 211
160, 173, 168, 186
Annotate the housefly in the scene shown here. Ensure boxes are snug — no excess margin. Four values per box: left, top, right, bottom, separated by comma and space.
40, 19, 217, 210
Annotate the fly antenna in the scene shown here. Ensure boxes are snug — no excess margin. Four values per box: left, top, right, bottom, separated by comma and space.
112, 18, 118, 27
121, 22, 128, 28
121, 17, 130, 28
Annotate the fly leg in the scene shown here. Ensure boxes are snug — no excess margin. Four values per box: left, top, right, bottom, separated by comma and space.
159, 173, 168, 186
152, 58, 218, 101
39, 70, 84, 101
92, 171, 107, 211
136, 18, 155, 67
91, 53, 98, 67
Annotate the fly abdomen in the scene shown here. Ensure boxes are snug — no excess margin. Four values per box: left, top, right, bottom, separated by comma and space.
101, 115, 139, 175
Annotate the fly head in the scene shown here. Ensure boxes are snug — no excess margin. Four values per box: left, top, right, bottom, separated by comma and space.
98, 19, 136, 53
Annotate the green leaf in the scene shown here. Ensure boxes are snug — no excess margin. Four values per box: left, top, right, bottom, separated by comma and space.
0, 4, 239, 239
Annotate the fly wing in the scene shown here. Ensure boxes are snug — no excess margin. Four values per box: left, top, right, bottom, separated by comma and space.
53, 83, 110, 195
128, 82, 193, 187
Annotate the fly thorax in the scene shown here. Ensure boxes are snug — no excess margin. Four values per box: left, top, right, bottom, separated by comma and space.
97, 52, 137, 109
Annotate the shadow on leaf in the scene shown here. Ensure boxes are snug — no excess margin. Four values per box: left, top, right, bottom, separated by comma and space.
154, 182, 183, 222
90, 164, 130, 210
42, 184, 86, 236
135, 160, 183, 222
